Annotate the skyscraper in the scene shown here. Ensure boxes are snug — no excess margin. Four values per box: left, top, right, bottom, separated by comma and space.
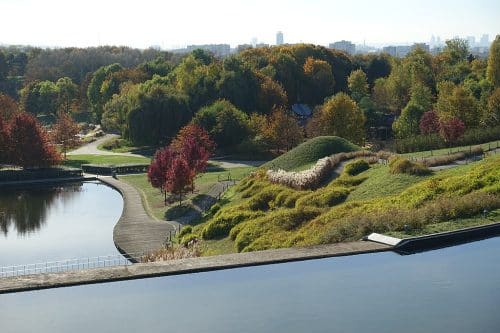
480, 34, 489, 47
276, 31, 284, 46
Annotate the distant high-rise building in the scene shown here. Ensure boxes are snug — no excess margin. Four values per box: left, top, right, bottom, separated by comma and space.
251, 37, 258, 47
467, 36, 476, 47
276, 31, 284, 45
430, 35, 436, 47
480, 34, 489, 47
329, 40, 355, 55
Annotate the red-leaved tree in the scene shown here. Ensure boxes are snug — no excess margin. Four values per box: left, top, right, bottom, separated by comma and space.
170, 124, 216, 155
439, 117, 465, 145
419, 110, 440, 135
9, 113, 61, 168
147, 146, 175, 202
165, 156, 194, 205
0, 117, 11, 164
181, 136, 210, 192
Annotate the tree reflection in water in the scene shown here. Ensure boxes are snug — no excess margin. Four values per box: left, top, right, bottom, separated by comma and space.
0, 183, 83, 236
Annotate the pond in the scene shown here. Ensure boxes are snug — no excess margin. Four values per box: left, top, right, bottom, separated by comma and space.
1, 236, 499, 332
0, 181, 123, 266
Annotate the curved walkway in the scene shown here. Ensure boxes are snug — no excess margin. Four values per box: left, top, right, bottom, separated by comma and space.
68, 134, 144, 158
99, 176, 178, 262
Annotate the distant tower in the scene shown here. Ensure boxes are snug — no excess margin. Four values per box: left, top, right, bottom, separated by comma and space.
276, 31, 284, 46
480, 34, 489, 47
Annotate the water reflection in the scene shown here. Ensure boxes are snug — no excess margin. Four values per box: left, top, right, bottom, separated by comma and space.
0, 184, 82, 237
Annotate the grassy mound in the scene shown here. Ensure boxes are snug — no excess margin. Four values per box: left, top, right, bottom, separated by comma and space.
180, 155, 500, 254
262, 136, 360, 171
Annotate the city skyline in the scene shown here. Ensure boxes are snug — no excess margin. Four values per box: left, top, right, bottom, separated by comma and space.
0, 0, 498, 49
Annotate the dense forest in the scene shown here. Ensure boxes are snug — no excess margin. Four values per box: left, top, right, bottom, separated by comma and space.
1, 37, 499, 154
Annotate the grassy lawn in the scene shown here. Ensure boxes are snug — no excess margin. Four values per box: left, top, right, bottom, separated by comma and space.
403, 139, 500, 158
97, 137, 157, 156
262, 136, 359, 171
347, 164, 432, 202
121, 166, 255, 221
180, 154, 499, 255
63, 154, 151, 168
386, 209, 500, 239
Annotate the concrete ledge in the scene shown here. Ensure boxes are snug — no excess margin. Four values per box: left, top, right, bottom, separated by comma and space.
0, 176, 97, 189
394, 221, 500, 254
364, 233, 402, 246
0, 241, 390, 294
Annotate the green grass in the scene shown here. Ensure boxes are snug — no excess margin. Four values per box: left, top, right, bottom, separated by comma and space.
97, 137, 157, 156
63, 154, 151, 168
347, 164, 431, 202
386, 209, 500, 239
121, 166, 256, 221
182, 155, 500, 255
262, 136, 360, 171
403, 140, 500, 158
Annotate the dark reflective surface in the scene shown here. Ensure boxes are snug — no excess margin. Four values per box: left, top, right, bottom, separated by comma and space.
2, 237, 500, 332
0, 182, 123, 266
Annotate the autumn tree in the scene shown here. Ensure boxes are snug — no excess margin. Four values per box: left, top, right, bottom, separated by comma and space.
486, 35, 500, 87
439, 117, 465, 145
0, 117, 10, 164
436, 82, 479, 128
52, 113, 80, 158
170, 123, 216, 155
302, 57, 335, 105
166, 156, 194, 205
484, 88, 500, 126
0, 93, 19, 121
310, 93, 365, 145
9, 113, 61, 168
147, 146, 175, 203
348, 69, 369, 102
262, 107, 303, 151
419, 110, 440, 135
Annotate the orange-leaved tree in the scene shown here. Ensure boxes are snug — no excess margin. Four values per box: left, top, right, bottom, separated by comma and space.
9, 113, 61, 168
52, 113, 80, 159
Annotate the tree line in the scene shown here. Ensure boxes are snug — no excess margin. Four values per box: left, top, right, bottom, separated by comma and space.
1, 37, 500, 156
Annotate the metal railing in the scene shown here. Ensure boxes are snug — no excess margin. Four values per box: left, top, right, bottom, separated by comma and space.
0, 252, 149, 278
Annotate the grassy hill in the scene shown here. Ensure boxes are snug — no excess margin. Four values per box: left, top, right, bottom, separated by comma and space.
180, 154, 500, 255
262, 136, 360, 171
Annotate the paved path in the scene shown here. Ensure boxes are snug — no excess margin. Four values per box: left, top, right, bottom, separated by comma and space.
211, 160, 266, 168
99, 176, 179, 262
68, 134, 144, 158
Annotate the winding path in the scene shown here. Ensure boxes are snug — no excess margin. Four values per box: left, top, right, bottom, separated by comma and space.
68, 134, 144, 158
99, 176, 179, 262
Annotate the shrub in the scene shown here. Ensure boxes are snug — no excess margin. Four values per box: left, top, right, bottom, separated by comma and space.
389, 156, 431, 176
344, 159, 370, 176
295, 187, 349, 208
178, 225, 193, 238
201, 208, 264, 239
180, 233, 198, 246
395, 126, 500, 153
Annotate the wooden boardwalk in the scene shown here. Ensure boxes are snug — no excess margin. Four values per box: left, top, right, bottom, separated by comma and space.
100, 177, 179, 262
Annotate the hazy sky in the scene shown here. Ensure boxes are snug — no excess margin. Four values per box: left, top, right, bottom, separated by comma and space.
0, 0, 498, 49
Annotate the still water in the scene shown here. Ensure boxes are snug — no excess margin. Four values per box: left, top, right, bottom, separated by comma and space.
1, 237, 500, 332
0, 182, 123, 266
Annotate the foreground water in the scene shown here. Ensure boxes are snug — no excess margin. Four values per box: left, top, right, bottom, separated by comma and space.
2, 236, 500, 332
0, 182, 123, 266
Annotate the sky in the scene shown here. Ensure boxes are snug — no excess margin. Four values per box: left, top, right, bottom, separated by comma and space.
0, 0, 498, 49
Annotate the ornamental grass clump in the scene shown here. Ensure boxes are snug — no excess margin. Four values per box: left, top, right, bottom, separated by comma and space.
142, 243, 201, 262
344, 159, 370, 176
266, 150, 377, 189
389, 156, 431, 176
